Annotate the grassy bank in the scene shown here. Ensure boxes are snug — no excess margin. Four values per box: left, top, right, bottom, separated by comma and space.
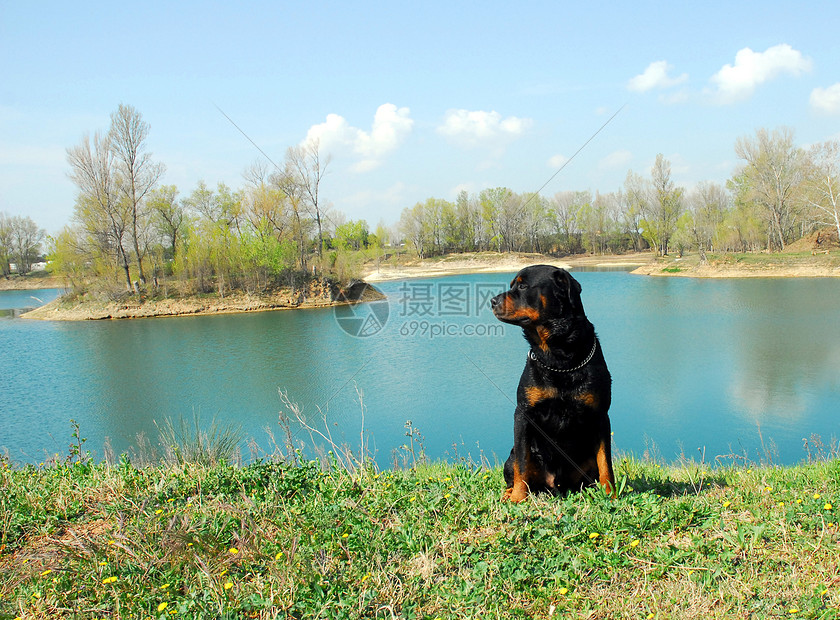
1, 450, 838, 619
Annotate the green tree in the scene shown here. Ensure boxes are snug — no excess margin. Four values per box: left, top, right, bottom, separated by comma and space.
643, 154, 684, 256
0, 212, 11, 277
146, 185, 185, 261
334, 219, 369, 251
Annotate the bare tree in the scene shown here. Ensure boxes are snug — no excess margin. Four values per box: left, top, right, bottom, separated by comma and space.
688, 181, 730, 262
8, 215, 46, 274
67, 132, 134, 290
805, 140, 840, 243
734, 127, 806, 251
286, 139, 330, 259
109, 104, 163, 283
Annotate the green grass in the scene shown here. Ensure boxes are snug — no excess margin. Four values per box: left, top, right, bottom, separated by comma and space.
1, 451, 839, 619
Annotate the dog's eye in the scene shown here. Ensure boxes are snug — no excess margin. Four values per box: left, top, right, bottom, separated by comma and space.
517, 283, 528, 291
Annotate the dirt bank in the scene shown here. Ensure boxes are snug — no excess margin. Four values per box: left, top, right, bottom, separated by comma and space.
22, 279, 383, 321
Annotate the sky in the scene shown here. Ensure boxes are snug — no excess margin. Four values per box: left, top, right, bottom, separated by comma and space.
2, 1, 840, 234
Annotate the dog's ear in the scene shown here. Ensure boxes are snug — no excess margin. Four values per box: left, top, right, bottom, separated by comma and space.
553, 269, 582, 307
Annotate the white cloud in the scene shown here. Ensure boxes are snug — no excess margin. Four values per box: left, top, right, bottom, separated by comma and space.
302, 103, 413, 172
708, 44, 812, 104
437, 109, 532, 148
627, 60, 688, 93
810, 83, 840, 114
548, 154, 568, 168
599, 150, 633, 170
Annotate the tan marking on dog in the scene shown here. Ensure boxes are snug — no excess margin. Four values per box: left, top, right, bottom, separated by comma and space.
576, 392, 599, 408
509, 306, 540, 322
596, 439, 616, 498
502, 460, 529, 503
535, 325, 551, 351
524, 385, 558, 407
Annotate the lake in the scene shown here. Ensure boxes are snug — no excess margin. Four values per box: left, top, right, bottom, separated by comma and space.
1, 273, 838, 466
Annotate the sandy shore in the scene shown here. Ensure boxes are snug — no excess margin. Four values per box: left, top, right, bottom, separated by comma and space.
362, 252, 647, 282
631, 258, 840, 278
0, 276, 64, 291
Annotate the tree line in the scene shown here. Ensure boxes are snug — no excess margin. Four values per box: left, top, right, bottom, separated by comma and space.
398, 128, 840, 260
6, 106, 839, 294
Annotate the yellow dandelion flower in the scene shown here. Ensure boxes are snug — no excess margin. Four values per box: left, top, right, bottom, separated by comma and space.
722, 501, 731, 508
778, 502, 785, 508
630, 539, 640, 548
788, 609, 799, 614
825, 503, 833, 510
160, 583, 170, 590
40, 569, 52, 577
647, 614, 654, 619
559, 587, 568, 595
341, 533, 349, 539
361, 573, 371, 583
102, 576, 117, 584
99, 561, 107, 566
155, 509, 163, 515
157, 602, 168, 612
444, 493, 451, 499
167, 498, 174, 503
228, 547, 239, 554
814, 493, 821, 499
220, 569, 228, 576
107, 540, 115, 545
275, 552, 283, 560
765, 486, 772, 492
410, 496, 417, 502
796, 499, 802, 504
589, 532, 600, 540
224, 581, 233, 590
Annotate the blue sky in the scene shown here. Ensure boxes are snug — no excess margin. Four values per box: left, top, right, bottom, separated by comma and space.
2, 1, 839, 234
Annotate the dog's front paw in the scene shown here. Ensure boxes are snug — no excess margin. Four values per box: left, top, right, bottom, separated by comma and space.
501, 486, 528, 503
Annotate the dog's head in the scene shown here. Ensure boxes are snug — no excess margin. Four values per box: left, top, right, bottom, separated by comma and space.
491, 265, 583, 327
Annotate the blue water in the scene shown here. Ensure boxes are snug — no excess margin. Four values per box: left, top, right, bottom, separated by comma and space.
1, 275, 838, 465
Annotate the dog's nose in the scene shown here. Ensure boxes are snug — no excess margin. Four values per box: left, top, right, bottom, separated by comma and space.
490, 294, 502, 309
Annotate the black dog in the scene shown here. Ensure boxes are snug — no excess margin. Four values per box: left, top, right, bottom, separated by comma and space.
491, 265, 615, 503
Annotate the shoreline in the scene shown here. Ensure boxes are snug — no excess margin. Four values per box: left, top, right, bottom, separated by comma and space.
361, 252, 647, 283
21, 280, 383, 322
11, 250, 840, 321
